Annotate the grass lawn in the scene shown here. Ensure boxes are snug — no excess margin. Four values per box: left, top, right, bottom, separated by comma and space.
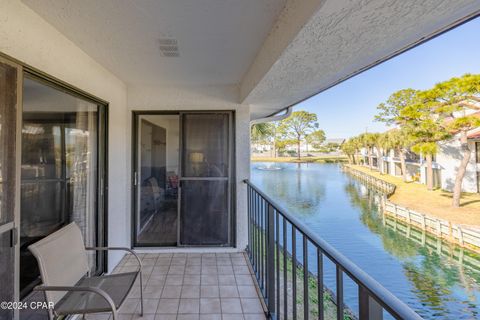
251, 155, 348, 163
346, 164, 480, 227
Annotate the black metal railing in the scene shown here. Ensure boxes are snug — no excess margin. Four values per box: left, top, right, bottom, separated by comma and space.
245, 179, 422, 320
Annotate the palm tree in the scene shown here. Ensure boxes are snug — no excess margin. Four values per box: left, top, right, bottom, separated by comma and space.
412, 142, 438, 191
340, 139, 357, 164
251, 123, 273, 156
384, 129, 410, 182
350, 136, 362, 165
358, 133, 377, 169
251, 123, 273, 142
377, 133, 391, 174
370, 132, 383, 173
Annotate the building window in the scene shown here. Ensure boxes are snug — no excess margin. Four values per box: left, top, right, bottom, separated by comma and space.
406, 150, 420, 162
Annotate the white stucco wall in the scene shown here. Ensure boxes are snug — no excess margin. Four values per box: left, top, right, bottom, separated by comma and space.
437, 137, 479, 193
0, 0, 129, 271
383, 144, 478, 192
1, 2, 252, 273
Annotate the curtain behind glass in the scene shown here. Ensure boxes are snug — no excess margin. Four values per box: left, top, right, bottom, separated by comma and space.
182, 113, 229, 178
69, 106, 98, 268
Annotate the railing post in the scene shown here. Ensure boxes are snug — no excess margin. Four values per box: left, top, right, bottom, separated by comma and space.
247, 185, 251, 257
336, 266, 344, 320
359, 286, 383, 320
267, 203, 276, 317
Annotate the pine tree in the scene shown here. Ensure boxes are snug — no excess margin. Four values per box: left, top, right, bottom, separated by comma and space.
375, 89, 420, 181
423, 74, 480, 206
278, 111, 319, 159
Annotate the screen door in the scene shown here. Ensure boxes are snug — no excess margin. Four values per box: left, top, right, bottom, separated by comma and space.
179, 113, 232, 246
133, 115, 180, 246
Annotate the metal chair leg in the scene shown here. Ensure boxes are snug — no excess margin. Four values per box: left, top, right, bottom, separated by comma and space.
139, 271, 144, 316
111, 308, 118, 320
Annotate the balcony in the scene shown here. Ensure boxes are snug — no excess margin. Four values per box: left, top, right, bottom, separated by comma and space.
2, 1, 480, 320
110, 252, 266, 320
21, 179, 423, 320
245, 180, 421, 320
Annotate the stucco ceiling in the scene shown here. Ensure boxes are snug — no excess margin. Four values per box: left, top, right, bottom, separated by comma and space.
22, 0, 287, 87
21, 0, 480, 119
243, 0, 480, 118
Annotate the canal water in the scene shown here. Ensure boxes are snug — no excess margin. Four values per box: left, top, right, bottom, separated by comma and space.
251, 162, 480, 319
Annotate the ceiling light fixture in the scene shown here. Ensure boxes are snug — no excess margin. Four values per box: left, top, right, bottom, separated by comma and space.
159, 38, 179, 57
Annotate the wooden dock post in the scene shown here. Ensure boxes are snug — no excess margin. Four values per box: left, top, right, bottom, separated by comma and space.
458, 226, 464, 246
436, 220, 442, 237
343, 164, 480, 253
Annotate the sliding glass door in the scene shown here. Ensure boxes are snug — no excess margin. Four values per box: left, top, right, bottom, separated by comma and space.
134, 115, 180, 246
20, 75, 107, 299
179, 113, 232, 245
133, 112, 233, 247
0, 58, 21, 320
0, 57, 107, 319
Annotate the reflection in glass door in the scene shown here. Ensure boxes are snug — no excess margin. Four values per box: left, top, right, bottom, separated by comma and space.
0, 58, 20, 320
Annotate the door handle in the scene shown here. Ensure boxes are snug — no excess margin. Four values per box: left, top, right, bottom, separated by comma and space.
10, 228, 17, 247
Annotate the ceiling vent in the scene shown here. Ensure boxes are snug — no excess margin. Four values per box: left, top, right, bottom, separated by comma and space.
159, 39, 179, 57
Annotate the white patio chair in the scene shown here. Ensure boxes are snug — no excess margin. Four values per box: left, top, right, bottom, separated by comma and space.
28, 222, 143, 320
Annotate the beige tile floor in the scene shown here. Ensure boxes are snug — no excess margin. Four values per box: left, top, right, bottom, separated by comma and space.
87, 252, 267, 320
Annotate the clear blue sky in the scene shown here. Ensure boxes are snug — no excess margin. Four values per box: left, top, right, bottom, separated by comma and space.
295, 17, 480, 139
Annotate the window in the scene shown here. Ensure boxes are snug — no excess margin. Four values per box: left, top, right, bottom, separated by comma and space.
20, 75, 107, 298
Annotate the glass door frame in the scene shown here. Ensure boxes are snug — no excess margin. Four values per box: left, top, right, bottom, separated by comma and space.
0, 52, 109, 316
131, 111, 236, 248
131, 111, 180, 247
0, 54, 23, 320
21, 71, 109, 277
178, 111, 234, 247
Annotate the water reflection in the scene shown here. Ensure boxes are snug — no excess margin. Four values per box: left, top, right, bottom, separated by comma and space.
343, 182, 418, 259
252, 162, 325, 215
345, 181, 480, 318
251, 162, 480, 319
